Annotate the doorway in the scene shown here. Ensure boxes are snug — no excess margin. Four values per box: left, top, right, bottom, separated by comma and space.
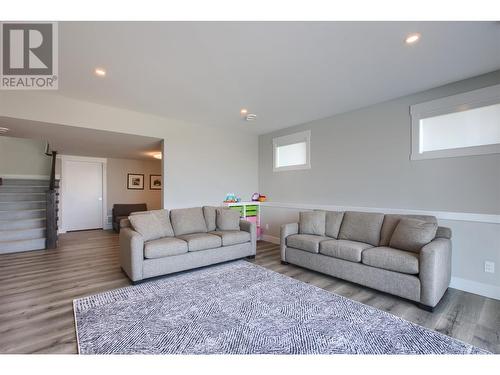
61, 156, 106, 232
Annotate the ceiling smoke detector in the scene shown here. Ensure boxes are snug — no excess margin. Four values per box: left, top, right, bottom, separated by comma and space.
245, 113, 257, 121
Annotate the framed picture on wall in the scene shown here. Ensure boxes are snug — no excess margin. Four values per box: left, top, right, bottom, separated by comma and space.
150, 174, 162, 190
127, 173, 144, 190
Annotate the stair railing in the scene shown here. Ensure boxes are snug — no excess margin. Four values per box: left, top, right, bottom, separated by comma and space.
45, 149, 58, 249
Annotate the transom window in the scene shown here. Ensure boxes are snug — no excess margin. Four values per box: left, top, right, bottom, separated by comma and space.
410, 84, 500, 160
273, 130, 311, 171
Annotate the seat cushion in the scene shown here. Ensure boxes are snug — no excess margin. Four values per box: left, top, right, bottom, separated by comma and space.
216, 208, 241, 231
144, 237, 188, 259
203, 206, 217, 232
362, 247, 419, 275
338, 211, 385, 247
287, 234, 330, 254
389, 218, 438, 253
128, 209, 174, 241
210, 230, 250, 246
177, 233, 222, 252
379, 214, 438, 246
170, 207, 208, 236
299, 211, 326, 236
319, 239, 372, 263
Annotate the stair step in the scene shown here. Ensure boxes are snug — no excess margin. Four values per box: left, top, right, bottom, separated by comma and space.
0, 218, 46, 230
0, 179, 49, 186
0, 227, 46, 241
0, 237, 46, 254
0, 201, 46, 210
0, 186, 49, 193
0, 209, 46, 220
0, 193, 46, 202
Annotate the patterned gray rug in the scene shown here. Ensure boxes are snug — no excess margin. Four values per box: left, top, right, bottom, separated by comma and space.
73, 260, 488, 354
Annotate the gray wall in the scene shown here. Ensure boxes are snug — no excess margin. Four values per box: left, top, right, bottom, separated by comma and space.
259, 70, 500, 214
259, 70, 500, 297
0, 136, 51, 176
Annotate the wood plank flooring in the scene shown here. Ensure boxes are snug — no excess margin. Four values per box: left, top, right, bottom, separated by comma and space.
0, 230, 498, 354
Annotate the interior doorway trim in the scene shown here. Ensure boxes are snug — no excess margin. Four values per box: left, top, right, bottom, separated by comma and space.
58, 155, 108, 233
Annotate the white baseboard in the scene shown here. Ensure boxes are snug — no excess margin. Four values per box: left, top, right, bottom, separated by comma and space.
450, 277, 500, 300
261, 234, 280, 244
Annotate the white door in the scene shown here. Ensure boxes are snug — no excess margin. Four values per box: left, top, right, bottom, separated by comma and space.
63, 160, 103, 231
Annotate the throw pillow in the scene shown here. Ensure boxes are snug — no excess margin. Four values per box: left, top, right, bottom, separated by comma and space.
299, 211, 326, 236
216, 208, 241, 231
389, 218, 438, 253
129, 210, 174, 241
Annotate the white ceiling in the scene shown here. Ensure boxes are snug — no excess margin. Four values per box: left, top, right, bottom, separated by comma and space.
0, 117, 162, 160
56, 21, 500, 135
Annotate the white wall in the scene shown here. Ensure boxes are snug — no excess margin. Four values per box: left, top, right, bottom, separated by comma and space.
258, 70, 500, 300
0, 136, 51, 177
0, 91, 259, 209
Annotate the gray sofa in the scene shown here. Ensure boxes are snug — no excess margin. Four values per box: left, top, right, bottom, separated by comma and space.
120, 206, 256, 283
281, 210, 452, 311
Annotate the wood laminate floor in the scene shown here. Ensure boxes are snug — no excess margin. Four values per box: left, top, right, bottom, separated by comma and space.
0, 230, 498, 354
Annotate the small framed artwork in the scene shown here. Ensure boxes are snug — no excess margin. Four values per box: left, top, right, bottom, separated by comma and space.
127, 173, 144, 190
150, 174, 162, 190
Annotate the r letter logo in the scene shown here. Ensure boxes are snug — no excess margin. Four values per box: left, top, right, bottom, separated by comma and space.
1, 22, 58, 89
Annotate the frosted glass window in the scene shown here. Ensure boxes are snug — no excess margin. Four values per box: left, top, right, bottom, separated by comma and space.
420, 103, 500, 153
273, 130, 311, 171
276, 142, 307, 168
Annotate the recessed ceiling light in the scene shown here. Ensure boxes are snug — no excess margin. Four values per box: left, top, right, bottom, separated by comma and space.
94, 68, 106, 77
152, 152, 162, 160
0, 127, 9, 134
240, 108, 248, 116
245, 114, 257, 121
405, 33, 421, 45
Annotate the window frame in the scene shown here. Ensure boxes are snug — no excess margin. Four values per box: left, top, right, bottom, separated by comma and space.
273, 130, 311, 172
410, 84, 500, 161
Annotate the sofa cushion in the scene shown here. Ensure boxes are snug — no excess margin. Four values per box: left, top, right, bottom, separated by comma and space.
338, 211, 384, 247
325, 211, 344, 239
128, 209, 174, 241
319, 239, 372, 263
144, 237, 188, 259
216, 208, 240, 231
210, 230, 251, 246
299, 211, 326, 236
362, 247, 419, 275
287, 234, 330, 254
170, 207, 208, 236
389, 218, 438, 253
379, 214, 438, 246
203, 206, 217, 232
177, 233, 222, 252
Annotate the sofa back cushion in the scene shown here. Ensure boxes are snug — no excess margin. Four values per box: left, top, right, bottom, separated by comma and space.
389, 218, 438, 253
128, 209, 174, 241
203, 206, 218, 232
216, 208, 241, 231
379, 214, 437, 246
170, 207, 207, 236
338, 211, 384, 246
299, 211, 326, 236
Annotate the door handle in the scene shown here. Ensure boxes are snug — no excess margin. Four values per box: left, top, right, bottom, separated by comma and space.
98, 197, 102, 201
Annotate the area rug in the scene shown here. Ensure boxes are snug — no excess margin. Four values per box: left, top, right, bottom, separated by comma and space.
73, 260, 488, 354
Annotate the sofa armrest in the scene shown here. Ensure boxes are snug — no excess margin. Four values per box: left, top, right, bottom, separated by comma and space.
280, 223, 299, 261
419, 238, 452, 307
119, 227, 145, 282
240, 219, 256, 255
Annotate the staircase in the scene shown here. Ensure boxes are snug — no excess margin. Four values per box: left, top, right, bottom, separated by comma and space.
0, 178, 50, 254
